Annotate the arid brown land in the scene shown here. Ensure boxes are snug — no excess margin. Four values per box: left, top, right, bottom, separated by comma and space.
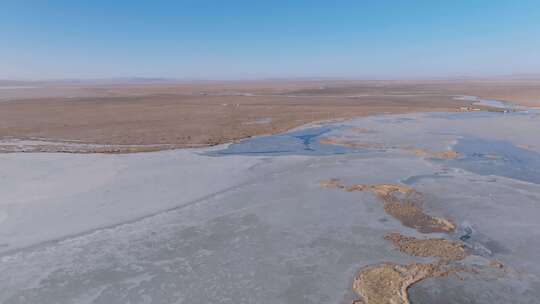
1, 79, 538, 151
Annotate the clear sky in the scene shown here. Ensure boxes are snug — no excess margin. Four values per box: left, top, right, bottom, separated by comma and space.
1, 0, 539, 80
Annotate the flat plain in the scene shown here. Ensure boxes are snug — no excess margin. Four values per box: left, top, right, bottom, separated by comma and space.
1, 79, 538, 152
1, 79, 540, 304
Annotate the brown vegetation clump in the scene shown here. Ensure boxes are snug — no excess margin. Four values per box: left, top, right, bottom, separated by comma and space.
432, 150, 460, 159
319, 178, 344, 189
517, 144, 534, 151
319, 179, 455, 233
352, 262, 466, 304
376, 189, 456, 234
384, 233, 468, 261
489, 260, 504, 269
409, 148, 460, 159
366, 184, 414, 196
319, 139, 460, 160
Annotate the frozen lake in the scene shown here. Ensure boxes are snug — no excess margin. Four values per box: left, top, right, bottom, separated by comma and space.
1, 109, 540, 303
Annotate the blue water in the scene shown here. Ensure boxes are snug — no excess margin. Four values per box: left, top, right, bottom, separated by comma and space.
448, 137, 540, 184
205, 126, 372, 156
208, 113, 540, 186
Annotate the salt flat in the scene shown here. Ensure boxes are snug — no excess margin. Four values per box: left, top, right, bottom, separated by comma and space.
1, 109, 540, 303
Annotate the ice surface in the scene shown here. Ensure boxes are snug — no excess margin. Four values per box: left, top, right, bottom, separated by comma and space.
1, 110, 540, 303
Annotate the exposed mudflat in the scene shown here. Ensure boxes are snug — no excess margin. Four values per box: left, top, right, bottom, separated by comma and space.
1, 107, 540, 303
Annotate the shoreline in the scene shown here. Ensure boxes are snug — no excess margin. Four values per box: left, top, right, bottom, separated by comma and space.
0, 102, 505, 155
4, 81, 505, 152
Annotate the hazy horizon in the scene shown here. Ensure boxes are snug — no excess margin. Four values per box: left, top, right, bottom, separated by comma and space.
3, 73, 540, 83
2, 1, 539, 79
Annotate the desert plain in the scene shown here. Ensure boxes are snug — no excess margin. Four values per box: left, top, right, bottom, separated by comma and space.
1, 79, 539, 152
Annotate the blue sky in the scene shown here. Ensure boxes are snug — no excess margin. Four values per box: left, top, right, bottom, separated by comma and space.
1, 0, 539, 79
